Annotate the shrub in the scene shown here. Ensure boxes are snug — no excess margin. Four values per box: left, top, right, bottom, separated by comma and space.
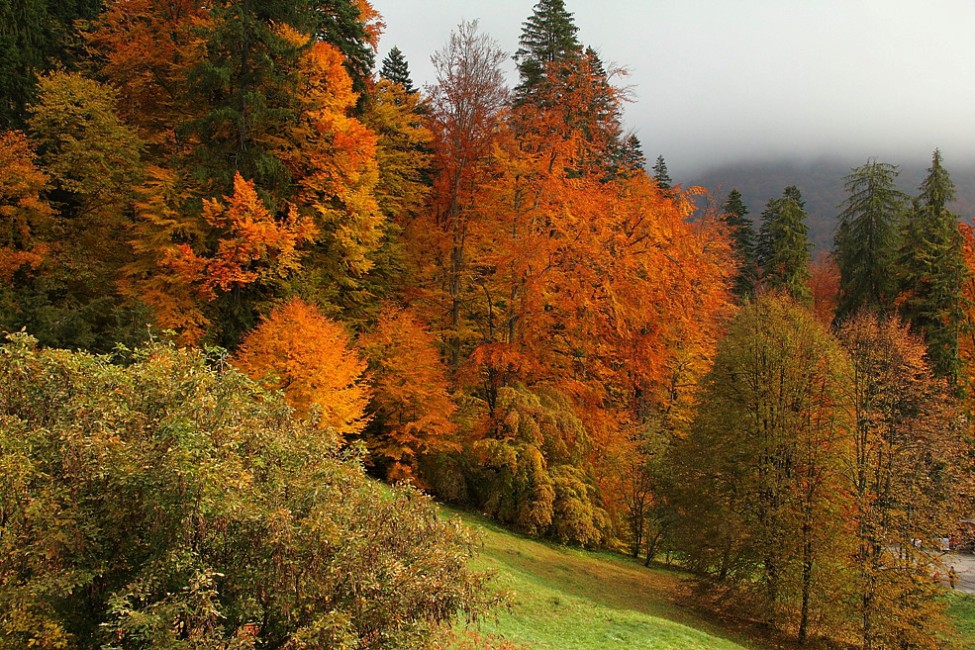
0, 335, 494, 649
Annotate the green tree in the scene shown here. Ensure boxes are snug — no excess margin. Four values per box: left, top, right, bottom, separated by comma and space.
652, 155, 672, 191
721, 189, 757, 298
513, 0, 582, 103
0, 0, 102, 128
182, 2, 304, 201
897, 149, 967, 383
670, 295, 852, 643
757, 185, 811, 301
834, 160, 905, 319
380, 45, 416, 94
303, 0, 381, 94
11, 71, 149, 351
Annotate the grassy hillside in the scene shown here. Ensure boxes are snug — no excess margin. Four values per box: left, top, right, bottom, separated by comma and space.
450, 508, 975, 649
450, 509, 757, 650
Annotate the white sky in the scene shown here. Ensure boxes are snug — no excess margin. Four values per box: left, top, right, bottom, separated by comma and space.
371, 0, 975, 178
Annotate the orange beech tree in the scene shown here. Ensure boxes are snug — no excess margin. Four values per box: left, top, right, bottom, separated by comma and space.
126, 173, 315, 345
960, 222, 975, 397
86, 0, 210, 154
358, 306, 458, 484
234, 298, 370, 436
0, 131, 53, 285
809, 251, 841, 327
839, 312, 968, 650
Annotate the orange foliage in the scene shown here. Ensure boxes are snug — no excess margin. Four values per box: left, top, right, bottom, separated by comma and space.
359, 306, 459, 483
128, 172, 315, 344
959, 222, 975, 397
235, 298, 370, 435
353, 0, 384, 50
87, 0, 209, 148
275, 25, 383, 275
0, 131, 55, 283
809, 252, 840, 327
170, 173, 314, 299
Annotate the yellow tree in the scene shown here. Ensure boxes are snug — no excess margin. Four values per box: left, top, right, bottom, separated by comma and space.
235, 298, 370, 436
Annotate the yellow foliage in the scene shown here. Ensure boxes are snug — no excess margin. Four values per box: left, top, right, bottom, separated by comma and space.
275, 25, 383, 276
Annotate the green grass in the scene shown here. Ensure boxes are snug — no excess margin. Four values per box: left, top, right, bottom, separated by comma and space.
449, 508, 758, 649
950, 593, 975, 649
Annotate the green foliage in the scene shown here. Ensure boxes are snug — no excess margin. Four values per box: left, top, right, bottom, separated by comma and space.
897, 149, 968, 383
757, 186, 812, 301
303, 0, 380, 94
1, 72, 151, 352
721, 189, 757, 298
182, 3, 301, 202
669, 295, 852, 641
0, 335, 494, 649
380, 46, 416, 94
834, 159, 906, 318
513, 0, 582, 103
0, 0, 102, 128
652, 155, 672, 191
470, 385, 608, 546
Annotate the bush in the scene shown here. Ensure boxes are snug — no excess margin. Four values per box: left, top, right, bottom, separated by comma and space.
0, 335, 494, 649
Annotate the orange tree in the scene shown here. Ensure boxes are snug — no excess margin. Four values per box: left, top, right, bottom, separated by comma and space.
234, 298, 369, 436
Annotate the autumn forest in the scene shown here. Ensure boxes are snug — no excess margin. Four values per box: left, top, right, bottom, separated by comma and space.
1, 0, 973, 648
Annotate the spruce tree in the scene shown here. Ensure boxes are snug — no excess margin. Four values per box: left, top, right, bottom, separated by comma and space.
380, 46, 416, 93
757, 186, 811, 301
897, 149, 967, 382
0, 0, 103, 128
652, 155, 672, 191
722, 189, 757, 298
611, 133, 646, 178
513, 0, 582, 103
834, 160, 906, 319
303, 0, 378, 93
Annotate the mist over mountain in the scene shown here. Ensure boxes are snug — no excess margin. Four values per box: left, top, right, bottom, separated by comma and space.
685, 157, 975, 253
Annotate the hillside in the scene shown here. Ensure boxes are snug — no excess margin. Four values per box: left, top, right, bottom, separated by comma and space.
687, 157, 975, 251
452, 508, 975, 649
452, 509, 757, 649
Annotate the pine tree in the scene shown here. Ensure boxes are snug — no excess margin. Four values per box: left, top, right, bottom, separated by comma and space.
652, 155, 672, 191
722, 189, 757, 298
897, 149, 968, 383
757, 186, 811, 301
380, 46, 416, 93
513, 0, 582, 103
834, 160, 906, 319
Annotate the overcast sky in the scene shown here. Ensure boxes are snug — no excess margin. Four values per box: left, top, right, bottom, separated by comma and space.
371, 0, 975, 178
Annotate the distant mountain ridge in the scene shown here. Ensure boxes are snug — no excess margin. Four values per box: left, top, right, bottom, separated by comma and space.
686, 158, 975, 252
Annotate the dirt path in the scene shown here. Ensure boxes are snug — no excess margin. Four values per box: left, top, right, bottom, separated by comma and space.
944, 553, 975, 593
